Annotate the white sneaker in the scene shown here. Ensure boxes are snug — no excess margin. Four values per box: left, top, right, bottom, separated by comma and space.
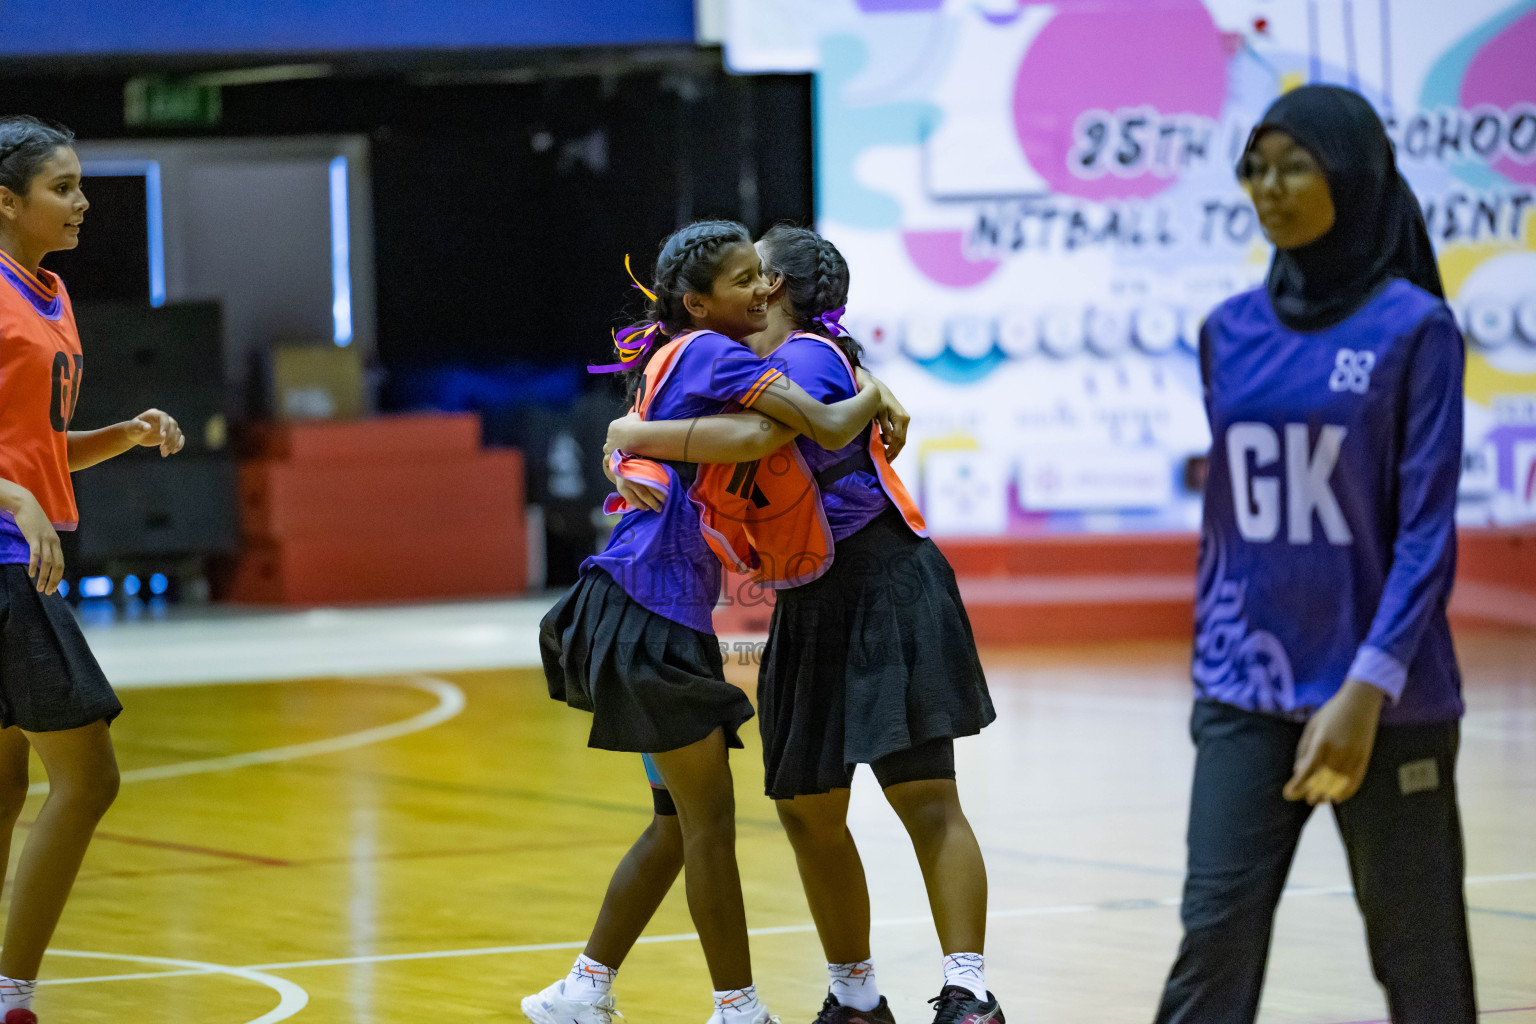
705, 1008, 781, 1024
521, 978, 624, 1024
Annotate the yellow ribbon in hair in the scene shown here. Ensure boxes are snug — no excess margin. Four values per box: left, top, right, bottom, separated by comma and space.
587, 255, 664, 373
625, 253, 657, 302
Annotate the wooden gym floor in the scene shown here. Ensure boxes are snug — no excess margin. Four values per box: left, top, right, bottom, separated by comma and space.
12, 602, 1535, 1023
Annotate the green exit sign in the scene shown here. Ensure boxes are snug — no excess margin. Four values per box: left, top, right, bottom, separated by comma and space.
124, 76, 222, 128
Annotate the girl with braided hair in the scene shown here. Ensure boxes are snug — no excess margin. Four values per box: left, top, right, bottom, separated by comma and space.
535, 220, 902, 1024
606, 226, 1002, 1024
0, 115, 186, 1024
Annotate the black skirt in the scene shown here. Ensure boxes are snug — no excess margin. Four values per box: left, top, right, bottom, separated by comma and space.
0, 564, 122, 732
540, 568, 754, 753
758, 506, 994, 799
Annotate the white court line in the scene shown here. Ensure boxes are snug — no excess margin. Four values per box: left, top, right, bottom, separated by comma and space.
84, 601, 550, 684
27, 676, 465, 797
46, 871, 1536, 986
48, 949, 308, 1023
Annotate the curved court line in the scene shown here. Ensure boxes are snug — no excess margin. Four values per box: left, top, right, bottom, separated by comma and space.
48, 949, 308, 1023
28, 676, 466, 797
45, 869, 1536, 986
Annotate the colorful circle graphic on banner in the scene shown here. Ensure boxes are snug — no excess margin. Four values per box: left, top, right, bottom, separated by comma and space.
901, 230, 1002, 289
1012, 0, 1230, 201
1458, 6, 1536, 186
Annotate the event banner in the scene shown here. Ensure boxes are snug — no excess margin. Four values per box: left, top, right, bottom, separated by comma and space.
722, 0, 1536, 535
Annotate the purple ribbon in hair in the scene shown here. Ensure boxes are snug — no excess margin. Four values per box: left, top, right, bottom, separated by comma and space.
816, 305, 849, 337
588, 321, 663, 374
590, 253, 666, 374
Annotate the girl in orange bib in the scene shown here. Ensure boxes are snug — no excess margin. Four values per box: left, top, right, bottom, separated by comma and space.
607, 227, 1001, 1024
0, 116, 186, 1024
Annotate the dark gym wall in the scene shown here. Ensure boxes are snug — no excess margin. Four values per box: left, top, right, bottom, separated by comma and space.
0, 56, 814, 378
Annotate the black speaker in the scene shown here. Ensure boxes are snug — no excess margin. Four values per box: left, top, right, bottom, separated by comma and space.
66, 455, 239, 563
70, 301, 231, 454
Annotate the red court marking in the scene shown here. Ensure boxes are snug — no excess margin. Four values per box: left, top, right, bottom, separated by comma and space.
84, 863, 280, 882
81, 836, 642, 883
20, 821, 292, 867
93, 830, 293, 866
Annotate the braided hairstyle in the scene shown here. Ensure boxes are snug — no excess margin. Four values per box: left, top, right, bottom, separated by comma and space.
0, 116, 76, 197
650, 219, 753, 334
758, 224, 863, 368
616, 219, 752, 402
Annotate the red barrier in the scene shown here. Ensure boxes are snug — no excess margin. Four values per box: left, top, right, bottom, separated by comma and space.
228, 414, 526, 604
709, 528, 1536, 646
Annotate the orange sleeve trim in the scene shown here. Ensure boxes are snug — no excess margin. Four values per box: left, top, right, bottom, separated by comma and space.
740, 369, 784, 408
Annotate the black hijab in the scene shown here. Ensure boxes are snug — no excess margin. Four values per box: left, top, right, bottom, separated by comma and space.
1242, 85, 1443, 332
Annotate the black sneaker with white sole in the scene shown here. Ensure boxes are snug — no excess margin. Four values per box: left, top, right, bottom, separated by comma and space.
927, 985, 1004, 1024
813, 992, 897, 1024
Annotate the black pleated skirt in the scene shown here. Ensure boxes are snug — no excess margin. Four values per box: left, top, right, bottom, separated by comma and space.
540, 568, 753, 753
757, 506, 995, 799
0, 564, 122, 732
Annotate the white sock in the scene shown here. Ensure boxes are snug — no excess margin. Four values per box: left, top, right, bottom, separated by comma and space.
0, 976, 35, 1010
713, 983, 764, 1021
566, 954, 617, 1004
829, 960, 881, 1012
942, 952, 986, 1001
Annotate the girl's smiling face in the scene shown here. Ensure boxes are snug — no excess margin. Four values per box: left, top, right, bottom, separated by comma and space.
682, 242, 770, 340
0, 146, 89, 258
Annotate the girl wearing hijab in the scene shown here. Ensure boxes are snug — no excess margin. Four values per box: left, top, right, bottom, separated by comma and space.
1153, 85, 1475, 1023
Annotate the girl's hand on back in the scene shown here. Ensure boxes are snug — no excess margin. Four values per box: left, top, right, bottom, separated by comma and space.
874, 381, 909, 463
611, 478, 660, 515
128, 409, 185, 457
1283, 678, 1384, 805
614, 474, 665, 513
855, 369, 908, 462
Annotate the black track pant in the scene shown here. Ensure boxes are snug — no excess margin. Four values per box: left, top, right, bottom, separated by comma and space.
1154, 700, 1476, 1024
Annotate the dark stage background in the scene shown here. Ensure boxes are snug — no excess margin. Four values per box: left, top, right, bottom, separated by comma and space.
3, 50, 812, 584
1, 54, 812, 394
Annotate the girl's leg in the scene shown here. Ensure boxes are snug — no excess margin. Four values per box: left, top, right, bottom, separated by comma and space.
647, 727, 752, 991
0, 729, 32, 901
583, 811, 685, 967
524, 797, 683, 1020
881, 778, 988, 956
774, 789, 871, 963
1154, 702, 1312, 1024
1332, 721, 1476, 1024
0, 721, 119, 982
